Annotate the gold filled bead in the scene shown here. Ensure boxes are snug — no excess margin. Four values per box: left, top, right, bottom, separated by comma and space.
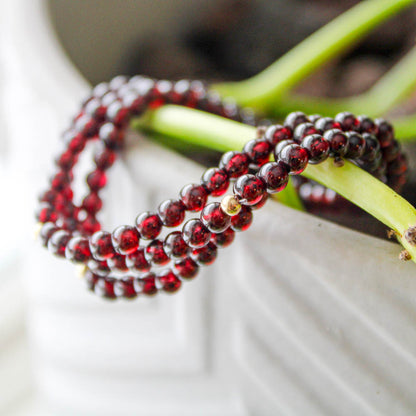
220, 195, 242, 216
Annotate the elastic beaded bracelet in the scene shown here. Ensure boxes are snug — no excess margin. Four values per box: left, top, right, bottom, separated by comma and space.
36, 75, 408, 300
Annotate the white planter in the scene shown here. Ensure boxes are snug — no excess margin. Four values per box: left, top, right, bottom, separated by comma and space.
3, 1, 416, 415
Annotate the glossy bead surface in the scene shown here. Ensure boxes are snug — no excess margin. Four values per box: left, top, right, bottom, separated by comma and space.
345, 132, 366, 159
114, 279, 137, 299
180, 183, 208, 212
357, 115, 377, 135
39, 222, 59, 247
277, 144, 309, 174
375, 118, 394, 147
65, 236, 92, 263
86, 170, 107, 191
126, 248, 150, 273
157, 270, 182, 293
48, 230, 71, 257
231, 206, 253, 232
314, 117, 341, 132
323, 129, 348, 157
174, 258, 199, 279
94, 278, 116, 299
135, 212, 163, 240
112, 225, 140, 255
158, 199, 186, 227
90, 231, 115, 260
140, 274, 158, 296
257, 161, 289, 193
201, 168, 229, 196
94, 145, 116, 170
361, 133, 380, 162
192, 242, 217, 265
234, 174, 266, 205
211, 227, 235, 248
284, 111, 309, 129
293, 123, 319, 142
264, 124, 292, 146
107, 253, 129, 273
82, 192, 102, 214
302, 134, 330, 164
201, 202, 231, 233
335, 112, 359, 131
99, 122, 124, 150
145, 239, 170, 265
219, 151, 250, 178
164, 232, 189, 259
182, 219, 211, 248
37, 204, 58, 223
243, 139, 272, 166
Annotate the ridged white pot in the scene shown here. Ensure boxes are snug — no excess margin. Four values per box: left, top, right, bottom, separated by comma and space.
3, 1, 416, 415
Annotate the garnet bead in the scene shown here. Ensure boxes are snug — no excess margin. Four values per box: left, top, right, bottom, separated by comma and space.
243, 139, 272, 166
284, 111, 309, 129
314, 117, 341, 132
345, 132, 366, 159
201, 202, 232, 233
323, 129, 348, 157
126, 248, 150, 273
234, 174, 266, 205
231, 205, 253, 232
86, 170, 107, 191
37, 204, 58, 223
157, 270, 182, 293
182, 219, 211, 248
48, 230, 71, 257
65, 236, 92, 263
361, 133, 380, 162
79, 215, 101, 235
201, 168, 229, 196
174, 257, 199, 279
301, 134, 330, 164
211, 227, 235, 248
107, 253, 129, 273
114, 279, 137, 299
135, 212, 163, 240
99, 122, 124, 150
375, 118, 394, 147
145, 239, 170, 265
276, 143, 309, 174
164, 231, 189, 259
94, 144, 116, 170
111, 225, 140, 255
95, 278, 116, 299
191, 242, 218, 265
82, 192, 102, 214
88, 259, 111, 276
39, 222, 59, 247
158, 199, 186, 227
293, 123, 320, 142
180, 183, 208, 212
90, 231, 115, 260
257, 161, 289, 193
335, 112, 359, 131
264, 124, 292, 146
357, 115, 377, 135
140, 274, 158, 296
219, 151, 250, 178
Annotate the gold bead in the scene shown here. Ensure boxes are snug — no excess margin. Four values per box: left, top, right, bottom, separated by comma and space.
75, 264, 87, 278
220, 195, 242, 216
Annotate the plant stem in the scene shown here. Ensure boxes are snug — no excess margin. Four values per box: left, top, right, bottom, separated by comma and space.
213, 0, 416, 112
137, 105, 416, 263
266, 45, 416, 119
392, 114, 416, 141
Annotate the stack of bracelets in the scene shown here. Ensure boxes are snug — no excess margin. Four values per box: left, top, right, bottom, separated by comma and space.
36, 75, 408, 300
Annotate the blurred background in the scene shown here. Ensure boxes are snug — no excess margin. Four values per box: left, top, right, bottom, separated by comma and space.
1, 0, 416, 415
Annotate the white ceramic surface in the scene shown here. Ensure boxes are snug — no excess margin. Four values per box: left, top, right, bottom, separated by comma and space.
2, 1, 416, 415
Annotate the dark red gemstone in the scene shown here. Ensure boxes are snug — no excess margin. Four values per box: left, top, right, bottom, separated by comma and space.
174, 257, 199, 279
145, 239, 170, 265
277, 144, 309, 174
201, 168, 229, 196
157, 270, 182, 293
74, 114, 98, 138
65, 236, 92, 263
357, 115, 377, 135
361, 133, 380, 162
375, 118, 394, 147
182, 219, 211, 248
94, 144, 116, 170
135, 212, 163, 240
293, 123, 320, 142
99, 122, 125, 150
345, 132, 365, 159
243, 139, 272, 166
37, 204, 58, 223
211, 227, 235, 248
92, 82, 110, 99
335, 112, 359, 131
51, 171, 71, 192
264, 124, 292, 146
381, 139, 400, 163
388, 154, 407, 176
302, 134, 330, 164
112, 225, 140, 255
85, 271, 99, 291
90, 231, 115, 260
48, 230, 71, 257
234, 174, 266, 205
106, 100, 131, 127
39, 222, 59, 247
323, 129, 348, 157
107, 253, 129, 273
284, 112, 309, 130
95, 278, 116, 299
109, 75, 128, 90
164, 231, 189, 259
219, 151, 250, 179
56, 149, 77, 171
39, 189, 57, 204
88, 259, 111, 276
201, 202, 231, 233
180, 183, 208, 212
122, 93, 147, 115
251, 193, 268, 210
79, 215, 101, 235
314, 117, 341, 132
86, 170, 107, 191
126, 248, 150, 273
114, 278, 137, 299
140, 274, 158, 296
191, 242, 217, 265
257, 161, 289, 193
82, 192, 103, 214
231, 205, 253, 232
158, 199, 186, 227
84, 97, 107, 121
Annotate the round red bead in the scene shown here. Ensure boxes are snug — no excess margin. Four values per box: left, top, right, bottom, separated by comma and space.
264, 124, 292, 146
82, 192, 102, 214
201, 202, 231, 233
257, 162, 289, 193
48, 230, 71, 257
112, 225, 140, 255
277, 143, 309, 174
65, 236, 92, 263
192, 242, 218, 265
231, 205, 253, 232
135, 212, 163, 240
126, 248, 150, 273
164, 231, 189, 259
114, 279, 137, 299
180, 183, 208, 212
243, 139, 271, 166
201, 168, 229, 196
90, 231, 115, 260
145, 239, 170, 265
157, 270, 182, 293
140, 274, 158, 296
174, 258, 199, 279
107, 253, 129, 273
158, 199, 186, 228
182, 219, 211, 248
302, 134, 330, 164
219, 151, 250, 178
234, 174, 266, 205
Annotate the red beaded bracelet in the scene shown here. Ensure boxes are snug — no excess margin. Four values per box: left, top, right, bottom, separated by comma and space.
36, 75, 408, 300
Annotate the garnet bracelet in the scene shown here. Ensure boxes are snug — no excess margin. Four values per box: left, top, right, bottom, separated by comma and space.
36, 75, 408, 300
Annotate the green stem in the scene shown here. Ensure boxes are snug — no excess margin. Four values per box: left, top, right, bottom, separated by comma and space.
137, 105, 416, 263
213, 0, 415, 112
392, 114, 416, 141
267, 45, 416, 118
